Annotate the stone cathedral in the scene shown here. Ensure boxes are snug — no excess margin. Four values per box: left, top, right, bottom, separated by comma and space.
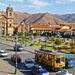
0, 5, 15, 36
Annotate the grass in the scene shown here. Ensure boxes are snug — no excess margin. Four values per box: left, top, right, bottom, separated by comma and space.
33, 45, 41, 48
26, 41, 73, 51
61, 49, 75, 56
26, 42, 32, 46
0, 37, 8, 40
0, 37, 15, 41
61, 49, 70, 53
46, 46, 54, 50
26, 42, 54, 50
0, 37, 74, 53
32, 44, 54, 50
53, 43, 71, 47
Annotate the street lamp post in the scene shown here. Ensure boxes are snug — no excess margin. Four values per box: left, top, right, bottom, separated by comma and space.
15, 39, 17, 75
45, 33, 47, 48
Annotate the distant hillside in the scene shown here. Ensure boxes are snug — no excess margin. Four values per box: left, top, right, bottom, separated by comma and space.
53, 13, 75, 23
13, 12, 31, 25
1, 11, 66, 25
22, 13, 65, 25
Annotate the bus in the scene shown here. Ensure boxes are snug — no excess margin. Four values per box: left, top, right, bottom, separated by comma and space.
35, 50, 65, 71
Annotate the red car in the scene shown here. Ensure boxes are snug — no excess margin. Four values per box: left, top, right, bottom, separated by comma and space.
11, 54, 21, 63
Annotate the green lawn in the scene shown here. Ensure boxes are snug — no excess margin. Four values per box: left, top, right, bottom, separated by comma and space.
61, 49, 70, 53
33, 45, 41, 48
0, 37, 8, 40
26, 42, 32, 46
0, 37, 74, 53
53, 43, 71, 47
0, 37, 15, 41
26, 41, 73, 51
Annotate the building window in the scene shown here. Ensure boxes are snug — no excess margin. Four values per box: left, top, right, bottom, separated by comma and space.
10, 13, 12, 16
10, 24, 12, 27
56, 58, 60, 63
61, 57, 64, 62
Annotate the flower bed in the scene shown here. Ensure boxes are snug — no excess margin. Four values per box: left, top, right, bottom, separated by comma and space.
54, 46, 75, 50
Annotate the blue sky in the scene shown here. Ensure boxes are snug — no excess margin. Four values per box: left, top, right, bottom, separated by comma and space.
0, 0, 75, 14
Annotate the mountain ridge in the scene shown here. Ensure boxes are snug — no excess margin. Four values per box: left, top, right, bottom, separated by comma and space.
53, 13, 75, 23
0, 11, 67, 25
22, 13, 66, 25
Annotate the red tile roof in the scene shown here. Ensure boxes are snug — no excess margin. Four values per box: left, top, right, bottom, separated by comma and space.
58, 29, 72, 32
31, 28, 56, 31
50, 25, 63, 28
30, 24, 50, 28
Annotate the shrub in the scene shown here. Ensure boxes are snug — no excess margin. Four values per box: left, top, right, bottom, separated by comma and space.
70, 42, 75, 46
17, 32, 23, 36
55, 38, 62, 45
50, 36, 56, 41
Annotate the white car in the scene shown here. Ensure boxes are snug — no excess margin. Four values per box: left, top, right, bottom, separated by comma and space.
0, 50, 8, 57
24, 59, 34, 69
56, 69, 72, 75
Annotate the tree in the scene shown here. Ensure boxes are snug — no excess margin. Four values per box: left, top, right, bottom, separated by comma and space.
50, 36, 56, 41
17, 32, 23, 37
70, 39, 75, 46
55, 38, 62, 45
33, 32, 40, 38
17, 32, 26, 43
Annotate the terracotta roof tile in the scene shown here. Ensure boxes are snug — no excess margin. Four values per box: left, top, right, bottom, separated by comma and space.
31, 28, 56, 31
30, 24, 50, 28
50, 25, 63, 28
58, 29, 72, 32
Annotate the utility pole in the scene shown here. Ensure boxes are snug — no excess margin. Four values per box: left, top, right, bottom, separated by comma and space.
14, 36, 18, 75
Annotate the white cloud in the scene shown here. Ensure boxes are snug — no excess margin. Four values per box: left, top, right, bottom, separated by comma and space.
8, 0, 24, 2
32, 0, 50, 6
28, 5, 41, 9
28, 0, 51, 6
0, 2, 7, 7
27, 0, 51, 9
56, 0, 75, 4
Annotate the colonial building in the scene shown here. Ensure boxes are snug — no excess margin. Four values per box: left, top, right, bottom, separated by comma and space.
60, 23, 75, 29
1, 5, 75, 36
17, 23, 29, 34
0, 5, 15, 36
29, 24, 56, 33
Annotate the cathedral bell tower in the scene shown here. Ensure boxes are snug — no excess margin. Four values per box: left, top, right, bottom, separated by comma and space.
6, 5, 14, 36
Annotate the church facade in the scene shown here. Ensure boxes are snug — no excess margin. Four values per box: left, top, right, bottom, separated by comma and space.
0, 5, 14, 36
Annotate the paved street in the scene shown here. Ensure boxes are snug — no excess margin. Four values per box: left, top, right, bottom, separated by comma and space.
2, 52, 34, 75
0, 42, 34, 75
0, 40, 55, 75
0, 40, 75, 75
0, 42, 24, 75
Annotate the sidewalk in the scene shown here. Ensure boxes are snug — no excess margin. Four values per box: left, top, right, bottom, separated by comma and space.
0, 59, 24, 75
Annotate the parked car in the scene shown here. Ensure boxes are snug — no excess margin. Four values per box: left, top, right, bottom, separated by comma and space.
32, 65, 49, 75
11, 54, 21, 63
24, 59, 34, 69
0, 50, 8, 57
56, 69, 72, 75
14, 45, 24, 51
